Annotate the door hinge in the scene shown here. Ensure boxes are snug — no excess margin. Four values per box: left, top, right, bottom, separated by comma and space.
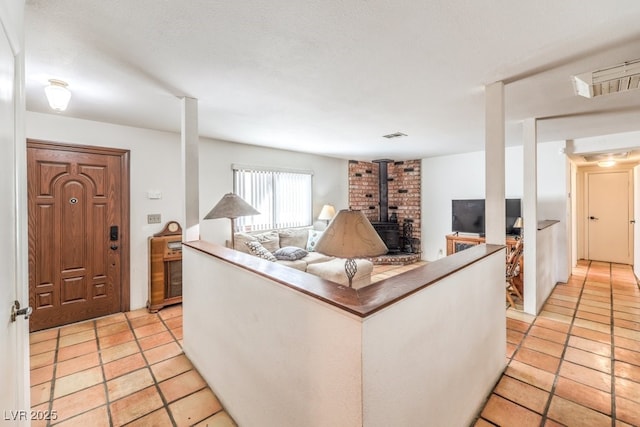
10, 300, 33, 322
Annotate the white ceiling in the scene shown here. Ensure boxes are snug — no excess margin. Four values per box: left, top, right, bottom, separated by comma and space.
24, 0, 640, 161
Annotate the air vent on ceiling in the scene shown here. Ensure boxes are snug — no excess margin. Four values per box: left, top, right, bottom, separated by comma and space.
573, 59, 640, 98
382, 132, 407, 139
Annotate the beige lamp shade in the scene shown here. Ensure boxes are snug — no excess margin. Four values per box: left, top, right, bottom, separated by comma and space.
513, 217, 523, 229
203, 193, 260, 220
318, 204, 336, 221
315, 209, 388, 258
203, 193, 260, 248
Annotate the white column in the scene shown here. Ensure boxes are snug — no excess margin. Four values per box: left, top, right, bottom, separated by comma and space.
181, 97, 200, 241
485, 82, 505, 246
522, 118, 538, 315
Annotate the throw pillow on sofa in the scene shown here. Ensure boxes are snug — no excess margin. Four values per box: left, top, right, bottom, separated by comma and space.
274, 246, 308, 261
245, 241, 277, 262
234, 230, 280, 253
306, 230, 324, 252
278, 228, 310, 249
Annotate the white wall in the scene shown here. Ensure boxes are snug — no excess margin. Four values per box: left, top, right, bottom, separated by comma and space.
183, 247, 364, 427
362, 251, 505, 427
536, 223, 559, 313
537, 141, 570, 282
421, 141, 569, 282
421, 146, 523, 260
198, 140, 348, 244
25, 112, 348, 309
183, 244, 506, 427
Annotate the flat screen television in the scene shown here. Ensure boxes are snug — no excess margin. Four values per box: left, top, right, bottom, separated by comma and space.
452, 198, 521, 235
452, 199, 485, 234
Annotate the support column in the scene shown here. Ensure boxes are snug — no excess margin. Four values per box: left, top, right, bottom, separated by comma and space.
485, 82, 505, 246
522, 118, 538, 315
181, 97, 200, 241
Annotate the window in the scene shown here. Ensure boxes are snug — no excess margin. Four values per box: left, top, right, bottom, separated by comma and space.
233, 165, 313, 231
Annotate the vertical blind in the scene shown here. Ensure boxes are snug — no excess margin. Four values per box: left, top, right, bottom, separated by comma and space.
233, 166, 313, 231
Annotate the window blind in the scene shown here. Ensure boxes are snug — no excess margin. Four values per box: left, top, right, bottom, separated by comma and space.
233, 166, 312, 231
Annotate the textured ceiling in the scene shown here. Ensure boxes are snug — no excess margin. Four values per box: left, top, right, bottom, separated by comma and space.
24, 0, 640, 160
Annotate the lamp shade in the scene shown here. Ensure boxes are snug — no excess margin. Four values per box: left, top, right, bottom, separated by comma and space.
513, 217, 523, 229
203, 193, 260, 220
318, 204, 336, 221
45, 79, 71, 112
315, 209, 387, 258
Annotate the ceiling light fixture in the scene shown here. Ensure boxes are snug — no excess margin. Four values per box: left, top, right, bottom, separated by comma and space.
382, 132, 407, 139
44, 79, 72, 111
573, 59, 640, 98
597, 160, 616, 168
582, 151, 628, 163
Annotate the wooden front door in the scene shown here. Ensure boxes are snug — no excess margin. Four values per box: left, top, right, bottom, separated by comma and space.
28, 140, 130, 331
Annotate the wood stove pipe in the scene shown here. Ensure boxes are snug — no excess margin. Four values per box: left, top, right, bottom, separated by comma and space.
372, 159, 393, 222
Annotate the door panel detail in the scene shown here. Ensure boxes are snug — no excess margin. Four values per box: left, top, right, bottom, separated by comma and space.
28, 141, 130, 331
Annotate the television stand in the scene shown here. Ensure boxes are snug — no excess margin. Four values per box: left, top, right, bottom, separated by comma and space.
445, 233, 523, 294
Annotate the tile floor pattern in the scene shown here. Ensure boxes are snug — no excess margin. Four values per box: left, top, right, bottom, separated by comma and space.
27, 262, 417, 426
476, 260, 640, 427
30, 260, 640, 426
29, 304, 236, 427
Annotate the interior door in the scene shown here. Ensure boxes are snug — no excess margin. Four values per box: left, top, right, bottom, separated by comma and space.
28, 142, 130, 331
587, 170, 632, 264
0, 9, 29, 421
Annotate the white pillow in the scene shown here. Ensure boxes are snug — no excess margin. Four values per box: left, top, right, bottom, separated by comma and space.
245, 241, 277, 262
306, 230, 324, 252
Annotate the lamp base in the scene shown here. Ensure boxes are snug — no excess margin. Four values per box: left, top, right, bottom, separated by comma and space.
345, 258, 357, 288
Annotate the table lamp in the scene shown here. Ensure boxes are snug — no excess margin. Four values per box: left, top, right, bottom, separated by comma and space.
203, 193, 260, 248
314, 209, 387, 287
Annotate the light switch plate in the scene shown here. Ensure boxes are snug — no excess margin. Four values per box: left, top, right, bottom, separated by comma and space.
147, 214, 161, 224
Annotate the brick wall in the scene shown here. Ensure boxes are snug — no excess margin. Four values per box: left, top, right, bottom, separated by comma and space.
348, 160, 379, 222
388, 160, 421, 245
348, 159, 421, 252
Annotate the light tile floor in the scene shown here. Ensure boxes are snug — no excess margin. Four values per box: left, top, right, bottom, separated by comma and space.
476, 260, 640, 426
29, 304, 235, 427
30, 260, 640, 426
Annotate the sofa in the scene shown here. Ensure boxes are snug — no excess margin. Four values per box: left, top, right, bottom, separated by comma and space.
232, 227, 374, 289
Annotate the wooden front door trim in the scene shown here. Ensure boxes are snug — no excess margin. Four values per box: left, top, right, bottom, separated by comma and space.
27, 139, 131, 322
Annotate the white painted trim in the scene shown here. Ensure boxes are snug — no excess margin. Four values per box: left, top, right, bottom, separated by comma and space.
523, 118, 538, 315
181, 96, 200, 241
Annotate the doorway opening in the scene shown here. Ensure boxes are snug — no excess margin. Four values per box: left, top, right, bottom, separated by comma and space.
27, 140, 130, 331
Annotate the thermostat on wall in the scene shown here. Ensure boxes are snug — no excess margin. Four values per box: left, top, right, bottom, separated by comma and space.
147, 190, 162, 199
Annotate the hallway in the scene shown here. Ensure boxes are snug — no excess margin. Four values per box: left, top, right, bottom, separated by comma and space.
28, 261, 640, 426
476, 260, 640, 426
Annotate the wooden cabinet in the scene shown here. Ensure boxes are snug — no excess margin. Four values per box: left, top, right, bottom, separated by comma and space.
148, 221, 183, 312
446, 234, 523, 294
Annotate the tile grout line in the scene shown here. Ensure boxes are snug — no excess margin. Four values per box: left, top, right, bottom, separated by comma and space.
50, 320, 104, 426
609, 263, 616, 427
538, 260, 590, 426
124, 312, 180, 427
155, 310, 227, 425
474, 300, 541, 425
45, 328, 61, 427
94, 319, 115, 427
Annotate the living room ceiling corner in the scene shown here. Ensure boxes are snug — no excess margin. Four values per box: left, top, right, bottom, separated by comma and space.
24, 0, 640, 160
